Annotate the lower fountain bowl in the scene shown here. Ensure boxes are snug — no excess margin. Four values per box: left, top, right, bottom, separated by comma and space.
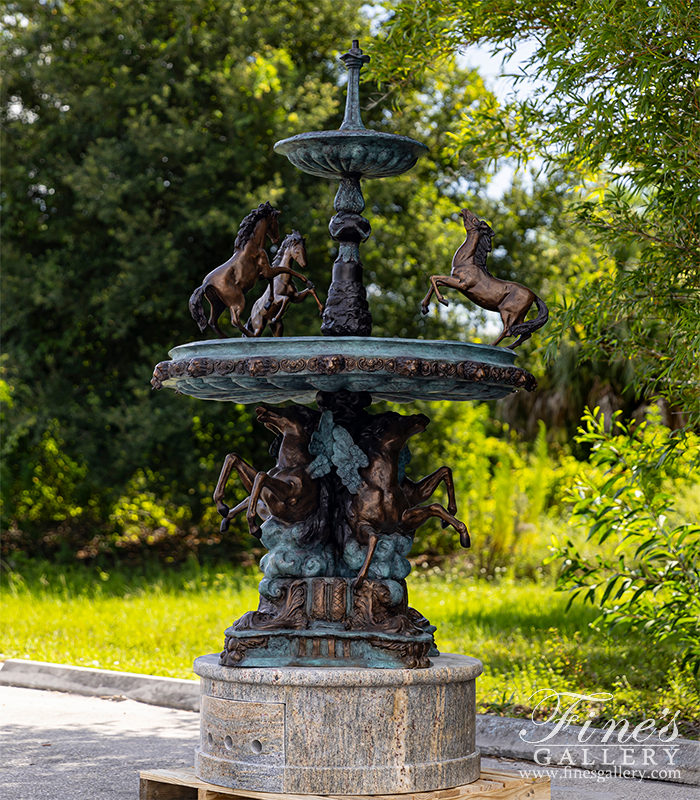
152, 337, 536, 404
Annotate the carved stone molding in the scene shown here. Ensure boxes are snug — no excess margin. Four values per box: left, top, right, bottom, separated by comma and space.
151, 354, 537, 392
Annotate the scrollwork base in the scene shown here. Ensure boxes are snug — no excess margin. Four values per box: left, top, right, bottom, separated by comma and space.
220, 576, 436, 669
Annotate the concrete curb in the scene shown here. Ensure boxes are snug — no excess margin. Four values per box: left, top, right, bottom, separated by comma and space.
0, 658, 200, 711
2, 659, 698, 786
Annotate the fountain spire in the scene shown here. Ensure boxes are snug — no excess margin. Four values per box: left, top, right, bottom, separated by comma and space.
339, 39, 370, 131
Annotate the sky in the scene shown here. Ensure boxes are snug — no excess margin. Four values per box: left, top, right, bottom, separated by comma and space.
457, 42, 544, 198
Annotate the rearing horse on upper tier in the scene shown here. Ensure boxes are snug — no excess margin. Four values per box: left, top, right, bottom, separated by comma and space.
189, 202, 316, 338
244, 231, 324, 337
421, 208, 549, 349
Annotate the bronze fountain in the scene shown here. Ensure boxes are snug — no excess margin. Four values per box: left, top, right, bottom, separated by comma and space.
151, 38, 548, 796
153, 40, 544, 671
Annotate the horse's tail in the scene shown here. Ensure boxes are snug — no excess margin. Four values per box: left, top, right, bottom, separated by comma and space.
189, 284, 208, 332
510, 294, 549, 337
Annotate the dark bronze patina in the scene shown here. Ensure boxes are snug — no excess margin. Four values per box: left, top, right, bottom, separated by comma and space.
212, 391, 470, 667
338, 407, 469, 589
189, 202, 316, 338
274, 41, 428, 337
221, 577, 435, 669
152, 39, 552, 669
213, 404, 325, 539
422, 209, 549, 349
244, 231, 324, 337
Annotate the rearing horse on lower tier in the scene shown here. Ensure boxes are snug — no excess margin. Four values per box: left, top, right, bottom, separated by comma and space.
421, 208, 549, 349
343, 411, 470, 588
213, 404, 323, 541
189, 202, 316, 338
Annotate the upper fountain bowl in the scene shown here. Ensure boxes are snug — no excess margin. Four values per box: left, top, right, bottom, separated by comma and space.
274, 130, 429, 180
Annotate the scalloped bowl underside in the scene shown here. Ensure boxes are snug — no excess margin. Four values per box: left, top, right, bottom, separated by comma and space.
273, 131, 429, 180
152, 337, 536, 405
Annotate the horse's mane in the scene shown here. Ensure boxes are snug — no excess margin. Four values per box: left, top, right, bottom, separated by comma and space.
473, 221, 495, 277
234, 201, 277, 251
271, 230, 303, 269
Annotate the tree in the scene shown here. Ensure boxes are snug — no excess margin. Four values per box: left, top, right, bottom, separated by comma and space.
548, 409, 700, 674
369, 0, 700, 420
1, 0, 370, 556
5, 1, 570, 559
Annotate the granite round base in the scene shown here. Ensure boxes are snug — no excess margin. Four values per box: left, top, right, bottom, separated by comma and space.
193, 652, 483, 795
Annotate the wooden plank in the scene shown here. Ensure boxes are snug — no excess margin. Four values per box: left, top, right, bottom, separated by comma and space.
140, 775, 198, 799
139, 768, 550, 800
140, 770, 330, 800
331, 780, 519, 800
479, 771, 530, 786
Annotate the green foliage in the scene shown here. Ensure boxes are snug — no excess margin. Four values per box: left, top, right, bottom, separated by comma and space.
403, 401, 583, 573
8, 423, 89, 525
370, 0, 700, 419
549, 408, 700, 673
110, 470, 192, 546
2, 0, 372, 553
1, 0, 598, 558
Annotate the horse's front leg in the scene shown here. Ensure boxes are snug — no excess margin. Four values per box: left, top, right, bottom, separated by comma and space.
247, 472, 299, 537
401, 503, 470, 548
433, 275, 468, 307
213, 454, 259, 518
262, 263, 315, 289
220, 496, 249, 533
402, 466, 457, 523
293, 288, 324, 315
420, 283, 436, 314
421, 275, 460, 314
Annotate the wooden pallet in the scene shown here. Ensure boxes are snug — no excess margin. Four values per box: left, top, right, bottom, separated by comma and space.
139, 767, 550, 800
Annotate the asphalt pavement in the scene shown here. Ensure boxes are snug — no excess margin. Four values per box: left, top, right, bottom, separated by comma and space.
0, 685, 697, 800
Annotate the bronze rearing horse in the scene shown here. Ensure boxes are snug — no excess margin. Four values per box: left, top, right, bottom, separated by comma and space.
421, 208, 549, 349
189, 202, 316, 338
346, 411, 469, 588
245, 231, 324, 337
213, 404, 322, 540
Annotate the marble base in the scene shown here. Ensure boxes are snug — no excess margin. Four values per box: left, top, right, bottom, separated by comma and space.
194, 652, 482, 794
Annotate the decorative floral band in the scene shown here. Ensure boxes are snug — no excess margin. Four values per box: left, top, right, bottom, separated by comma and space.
151, 354, 537, 392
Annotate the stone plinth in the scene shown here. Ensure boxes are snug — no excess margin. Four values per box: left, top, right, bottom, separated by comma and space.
194, 652, 482, 795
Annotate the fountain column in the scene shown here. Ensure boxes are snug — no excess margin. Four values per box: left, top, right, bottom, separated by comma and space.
321, 41, 373, 337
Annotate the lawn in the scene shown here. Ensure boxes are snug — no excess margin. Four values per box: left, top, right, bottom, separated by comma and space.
2, 560, 698, 737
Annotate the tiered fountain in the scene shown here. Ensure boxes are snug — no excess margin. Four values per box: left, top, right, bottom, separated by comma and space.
152, 40, 541, 798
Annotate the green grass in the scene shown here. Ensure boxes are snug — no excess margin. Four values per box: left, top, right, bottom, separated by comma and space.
2, 560, 698, 737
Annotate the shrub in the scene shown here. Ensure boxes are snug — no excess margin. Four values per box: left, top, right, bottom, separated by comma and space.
548, 407, 700, 674
409, 401, 584, 573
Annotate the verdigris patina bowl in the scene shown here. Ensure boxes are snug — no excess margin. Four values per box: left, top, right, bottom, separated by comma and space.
273, 130, 429, 180
151, 337, 536, 404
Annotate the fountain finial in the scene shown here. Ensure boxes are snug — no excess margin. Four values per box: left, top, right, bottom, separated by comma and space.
339, 40, 370, 131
